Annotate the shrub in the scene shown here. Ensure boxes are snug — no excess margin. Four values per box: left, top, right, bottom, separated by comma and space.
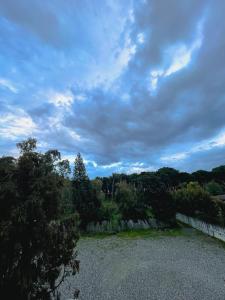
173, 182, 219, 224
205, 180, 224, 196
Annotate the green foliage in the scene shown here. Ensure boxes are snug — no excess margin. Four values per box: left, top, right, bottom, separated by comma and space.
191, 170, 211, 184
156, 167, 180, 188
0, 139, 79, 300
212, 165, 225, 182
73, 152, 88, 182
73, 153, 101, 228
205, 180, 224, 196
173, 182, 219, 224
99, 199, 121, 224
115, 182, 139, 220
60, 179, 74, 215
150, 191, 176, 224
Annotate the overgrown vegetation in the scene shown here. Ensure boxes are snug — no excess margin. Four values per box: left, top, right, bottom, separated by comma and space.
1, 138, 225, 298
173, 182, 225, 226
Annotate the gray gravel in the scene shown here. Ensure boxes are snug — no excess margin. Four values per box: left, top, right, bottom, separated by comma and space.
60, 229, 225, 300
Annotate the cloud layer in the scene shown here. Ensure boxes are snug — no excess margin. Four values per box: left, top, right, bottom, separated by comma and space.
1, 0, 225, 177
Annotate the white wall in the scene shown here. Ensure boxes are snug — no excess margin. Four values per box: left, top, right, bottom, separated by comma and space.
176, 213, 225, 242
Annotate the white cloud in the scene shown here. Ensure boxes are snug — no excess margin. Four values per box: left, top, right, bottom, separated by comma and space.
48, 116, 81, 141
137, 32, 145, 44
48, 90, 74, 108
0, 109, 37, 140
161, 129, 225, 163
164, 46, 192, 77
161, 152, 189, 163
126, 166, 155, 174
84, 159, 98, 168
149, 21, 203, 92
92, 34, 137, 90
0, 78, 18, 93
101, 161, 122, 169
74, 94, 87, 102
99, 161, 155, 174
69, 130, 81, 141
165, 36, 202, 77
115, 37, 136, 74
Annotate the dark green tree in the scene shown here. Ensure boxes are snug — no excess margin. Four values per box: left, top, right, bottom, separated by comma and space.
191, 170, 211, 184
73, 153, 88, 182
205, 180, 224, 196
73, 153, 100, 228
212, 165, 225, 183
173, 182, 218, 223
156, 167, 180, 188
0, 139, 79, 300
115, 181, 139, 220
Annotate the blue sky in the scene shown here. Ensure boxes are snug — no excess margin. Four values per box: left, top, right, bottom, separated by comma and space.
1, 0, 225, 178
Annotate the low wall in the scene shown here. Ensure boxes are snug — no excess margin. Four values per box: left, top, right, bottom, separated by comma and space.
176, 213, 225, 242
86, 219, 165, 233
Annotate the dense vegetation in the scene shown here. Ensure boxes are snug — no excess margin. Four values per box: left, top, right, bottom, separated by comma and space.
1, 138, 225, 299
93, 166, 225, 227
0, 139, 79, 300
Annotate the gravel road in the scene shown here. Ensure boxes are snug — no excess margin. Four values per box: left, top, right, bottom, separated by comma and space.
60, 229, 225, 300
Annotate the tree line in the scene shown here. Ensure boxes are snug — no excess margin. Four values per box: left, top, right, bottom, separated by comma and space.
1, 138, 225, 299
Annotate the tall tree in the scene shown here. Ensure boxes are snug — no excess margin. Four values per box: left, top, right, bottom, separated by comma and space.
0, 139, 79, 300
73, 153, 100, 228
73, 153, 88, 183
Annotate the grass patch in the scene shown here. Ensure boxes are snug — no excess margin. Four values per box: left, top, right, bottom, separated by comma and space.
117, 228, 184, 239
81, 228, 185, 239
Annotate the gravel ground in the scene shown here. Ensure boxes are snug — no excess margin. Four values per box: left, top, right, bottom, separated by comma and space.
60, 229, 225, 300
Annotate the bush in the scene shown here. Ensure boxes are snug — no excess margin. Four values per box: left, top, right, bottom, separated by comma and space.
115, 182, 141, 220
173, 182, 219, 224
99, 200, 121, 221
205, 180, 224, 196
150, 191, 176, 224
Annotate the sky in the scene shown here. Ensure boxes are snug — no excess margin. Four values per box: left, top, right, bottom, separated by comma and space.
1, 0, 225, 178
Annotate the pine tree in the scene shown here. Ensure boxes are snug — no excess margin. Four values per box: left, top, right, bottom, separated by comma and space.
73, 153, 88, 183
73, 153, 100, 228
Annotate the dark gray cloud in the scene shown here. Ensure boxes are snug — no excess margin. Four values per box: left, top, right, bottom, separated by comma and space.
61, 0, 225, 170
0, 0, 62, 46
1, 0, 225, 176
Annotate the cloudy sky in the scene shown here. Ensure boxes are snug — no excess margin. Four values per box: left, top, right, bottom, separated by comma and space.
0, 0, 225, 177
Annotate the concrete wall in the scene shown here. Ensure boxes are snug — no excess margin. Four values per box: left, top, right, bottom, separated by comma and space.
176, 213, 225, 242
86, 219, 165, 233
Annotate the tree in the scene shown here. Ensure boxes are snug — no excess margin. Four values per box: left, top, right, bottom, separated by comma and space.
73, 153, 100, 228
212, 165, 225, 183
115, 182, 142, 220
150, 192, 176, 224
0, 139, 79, 300
156, 167, 180, 188
205, 180, 224, 196
191, 170, 211, 184
173, 182, 219, 224
73, 153, 88, 182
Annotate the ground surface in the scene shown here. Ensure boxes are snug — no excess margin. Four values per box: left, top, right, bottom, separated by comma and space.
60, 228, 225, 300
